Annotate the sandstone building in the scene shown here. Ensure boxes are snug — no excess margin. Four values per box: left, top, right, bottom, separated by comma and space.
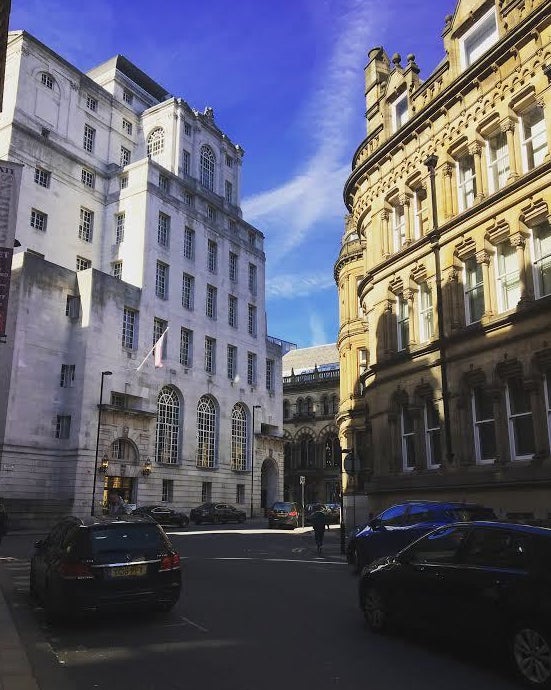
336, 0, 551, 523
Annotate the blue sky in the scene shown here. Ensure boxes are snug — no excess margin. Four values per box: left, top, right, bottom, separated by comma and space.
10, 0, 457, 348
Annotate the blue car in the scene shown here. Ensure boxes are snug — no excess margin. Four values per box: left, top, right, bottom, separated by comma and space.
346, 500, 496, 574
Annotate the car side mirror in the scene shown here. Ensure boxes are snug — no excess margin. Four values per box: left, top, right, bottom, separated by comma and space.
370, 518, 383, 530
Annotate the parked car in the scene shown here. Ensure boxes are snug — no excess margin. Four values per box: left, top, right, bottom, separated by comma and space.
267, 501, 302, 529
131, 505, 189, 528
189, 503, 246, 525
0, 500, 8, 544
324, 503, 341, 524
359, 520, 551, 688
347, 501, 496, 573
30, 515, 181, 620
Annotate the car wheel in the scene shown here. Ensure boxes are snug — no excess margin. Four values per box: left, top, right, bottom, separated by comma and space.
361, 585, 388, 633
510, 623, 551, 688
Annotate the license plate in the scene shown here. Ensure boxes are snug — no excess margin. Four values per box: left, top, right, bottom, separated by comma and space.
108, 564, 146, 578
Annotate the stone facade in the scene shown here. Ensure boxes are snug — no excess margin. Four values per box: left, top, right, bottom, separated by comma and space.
0, 31, 284, 527
282, 345, 341, 506
337, 0, 551, 525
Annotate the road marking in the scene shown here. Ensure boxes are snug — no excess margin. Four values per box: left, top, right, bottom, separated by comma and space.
178, 616, 209, 632
214, 557, 346, 565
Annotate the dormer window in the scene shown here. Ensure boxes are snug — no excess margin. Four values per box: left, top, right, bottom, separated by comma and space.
393, 92, 409, 132
461, 8, 498, 69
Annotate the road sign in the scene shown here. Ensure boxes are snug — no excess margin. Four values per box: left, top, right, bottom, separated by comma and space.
299, 475, 305, 485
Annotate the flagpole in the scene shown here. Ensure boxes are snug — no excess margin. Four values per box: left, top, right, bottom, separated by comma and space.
136, 327, 169, 372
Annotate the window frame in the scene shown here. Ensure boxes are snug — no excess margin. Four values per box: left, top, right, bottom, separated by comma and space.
471, 386, 497, 465
180, 327, 193, 368
505, 378, 535, 461
460, 8, 498, 69
464, 257, 485, 324
495, 242, 520, 313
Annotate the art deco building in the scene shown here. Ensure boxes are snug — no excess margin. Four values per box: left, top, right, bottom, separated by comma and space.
337, 0, 551, 524
282, 344, 341, 506
0, 31, 285, 526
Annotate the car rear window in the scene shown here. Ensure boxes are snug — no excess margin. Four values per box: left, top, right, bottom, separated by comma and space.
87, 524, 168, 560
443, 506, 496, 522
272, 502, 293, 511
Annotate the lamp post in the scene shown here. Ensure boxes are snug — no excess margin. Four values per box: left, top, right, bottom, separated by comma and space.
424, 155, 453, 466
91, 370, 112, 516
250, 405, 261, 518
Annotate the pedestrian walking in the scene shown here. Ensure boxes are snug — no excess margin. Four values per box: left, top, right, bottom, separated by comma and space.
107, 491, 125, 516
310, 505, 328, 555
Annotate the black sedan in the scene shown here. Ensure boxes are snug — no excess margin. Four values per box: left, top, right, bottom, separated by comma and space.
131, 505, 189, 528
30, 515, 182, 620
359, 521, 551, 688
189, 503, 246, 525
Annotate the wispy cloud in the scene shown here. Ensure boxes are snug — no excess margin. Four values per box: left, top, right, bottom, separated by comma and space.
266, 272, 335, 299
309, 312, 328, 346
243, 0, 386, 266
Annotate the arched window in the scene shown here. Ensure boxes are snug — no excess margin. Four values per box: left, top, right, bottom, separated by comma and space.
196, 395, 217, 468
306, 397, 314, 416
231, 403, 247, 471
111, 438, 137, 463
296, 398, 304, 416
283, 399, 290, 419
155, 387, 179, 464
200, 145, 215, 190
331, 395, 339, 414
322, 396, 329, 416
324, 434, 341, 468
300, 436, 315, 468
147, 128, 165, 157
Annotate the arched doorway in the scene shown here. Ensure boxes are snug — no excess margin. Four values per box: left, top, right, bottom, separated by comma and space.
260, 457, 279, 513
102, 438, 139, 511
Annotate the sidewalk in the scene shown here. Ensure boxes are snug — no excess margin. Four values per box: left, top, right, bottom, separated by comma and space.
0, 585, 39, 690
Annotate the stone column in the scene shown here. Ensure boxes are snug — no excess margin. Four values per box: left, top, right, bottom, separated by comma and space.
400, 194, 412, 245
443, 162, 455, 220
469, 141, 485, 202
404, 288, 417, 344
476, 250, 494, 318
510, 232, 531, 305
384, 302, 394, 357
380, 209, 390, 258
502, 119, 519, 182
490, 387, 509, 464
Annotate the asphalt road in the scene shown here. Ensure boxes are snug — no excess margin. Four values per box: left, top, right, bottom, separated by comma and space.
0, 524, 519, 690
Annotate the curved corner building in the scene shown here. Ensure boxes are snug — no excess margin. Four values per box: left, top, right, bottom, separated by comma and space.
336, 0, 551, 524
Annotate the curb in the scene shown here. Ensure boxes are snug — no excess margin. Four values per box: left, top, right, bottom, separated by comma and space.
0, 588, 40, 690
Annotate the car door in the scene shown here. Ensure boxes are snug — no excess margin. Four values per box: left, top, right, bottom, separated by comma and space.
152, 507, 172, 524
34, 520, 76, 593
359, 504, 409, 565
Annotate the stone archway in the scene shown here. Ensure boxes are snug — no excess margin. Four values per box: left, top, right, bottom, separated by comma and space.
260, 457, 279, 513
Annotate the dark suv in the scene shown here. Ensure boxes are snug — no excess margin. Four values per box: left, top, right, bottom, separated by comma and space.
30, 515, 181, 619
359, 521, 551, 688
347, 501, 496, 573
267, 502, 302, 529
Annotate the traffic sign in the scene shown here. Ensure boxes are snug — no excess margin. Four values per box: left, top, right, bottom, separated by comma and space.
299, 475, 305, 485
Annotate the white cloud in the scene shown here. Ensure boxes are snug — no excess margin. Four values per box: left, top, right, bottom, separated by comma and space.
266, 273, 335, 299
309, 312, 328, 345
243, 0, 385, 262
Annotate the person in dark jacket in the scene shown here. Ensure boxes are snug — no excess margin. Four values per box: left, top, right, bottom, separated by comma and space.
310, 505, 328, 555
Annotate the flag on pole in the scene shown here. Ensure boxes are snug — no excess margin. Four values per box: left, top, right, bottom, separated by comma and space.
154, 328, 167, 368
136, 327, 169, 372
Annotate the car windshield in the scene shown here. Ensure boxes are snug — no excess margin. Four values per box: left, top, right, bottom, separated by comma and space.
87, 524, 167, 560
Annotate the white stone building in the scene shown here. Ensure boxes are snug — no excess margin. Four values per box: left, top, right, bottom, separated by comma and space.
0, 31, 285, 527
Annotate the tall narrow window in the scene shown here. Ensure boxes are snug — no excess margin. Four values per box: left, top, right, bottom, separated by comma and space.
200, 145, 215, 190
461, 8, 498, 68
112, 261, 122, 279
533, 224, 551, 298
248, 304, 257, 337
227, 344, 237, 380
206, 285, 217, 319
183, 226, 195, 260
155, 387, 179, 464
496, 243, 520, 312
457, 155, 476, 211
180, 328, 193, 367
155, 262, 168, 299
147, 128, 165, 157
158, 212, 170, 247
419, 283, 434, 342
425, 400, 441, 468
182, 273, 194, 310
247, 352, 257, 386
397, 296, 409, 350
55, 415, 71, 439
205, 337, 216, 374
471, 386, 496, 464
413, 188, 428, 238
520, 106, 548, 171
231, 403, 247, 471
196, 396, 217, 468
161, 479, 174, 503
393, 93, 408, 131
83, 124, 95, 153
120, 146, 131, 167
122, 307, 137, 349
487, 131, 509, 192
153, 318, 168, 361
392, 205, 406, 251
182, 150, 191, 175
225, 180, 233, 204
465, 257, 485, 323
401, 406, 416, 471
506, 378, 535, 460
202, 482, 212, 503
79, 208, 94, 243
266, 358, 274, 392
229, 252, 238, 282
115, 212, 125, 244
207, 240, 217, 273
248, 263, 257, 294
228, 294, 238, 327
60, 364, 75, 388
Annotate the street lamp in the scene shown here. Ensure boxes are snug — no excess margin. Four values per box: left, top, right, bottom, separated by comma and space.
250, 405, 261, 518
91, 370, 112, 516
